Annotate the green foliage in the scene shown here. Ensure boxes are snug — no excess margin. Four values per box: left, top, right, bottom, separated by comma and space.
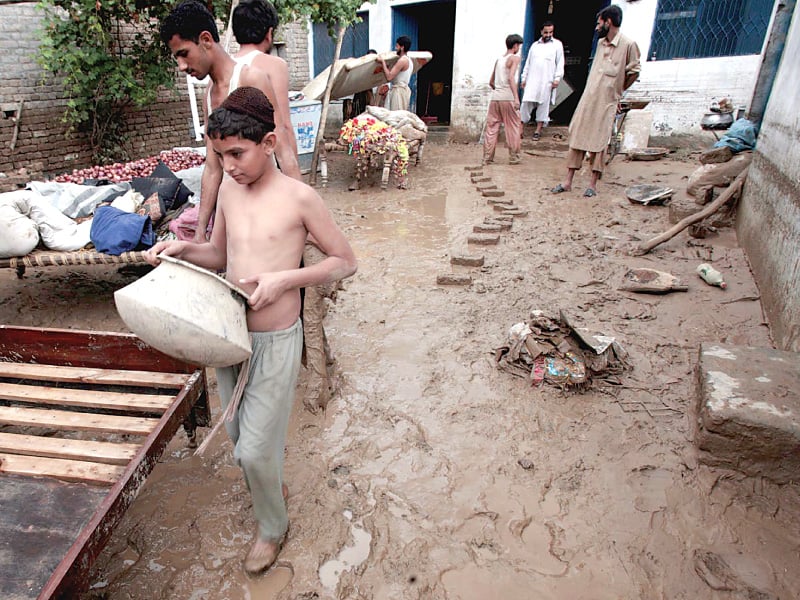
273, 0, 376, 34
37, 0, 176, 163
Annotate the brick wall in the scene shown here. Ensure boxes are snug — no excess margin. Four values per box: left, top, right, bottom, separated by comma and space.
0, 3, 310, 192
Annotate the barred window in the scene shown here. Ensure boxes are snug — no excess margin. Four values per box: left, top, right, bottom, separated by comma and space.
649, 0, 774, 61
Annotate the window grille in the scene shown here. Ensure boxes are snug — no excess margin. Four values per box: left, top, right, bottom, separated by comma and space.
649, 0, 774, 60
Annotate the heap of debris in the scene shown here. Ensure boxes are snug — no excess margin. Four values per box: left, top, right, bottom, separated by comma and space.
494, 310, 632, 391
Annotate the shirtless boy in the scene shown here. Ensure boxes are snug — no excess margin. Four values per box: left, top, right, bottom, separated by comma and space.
144, 87, 357, 575
232, 0, 300, 181
159, 0, 286, 243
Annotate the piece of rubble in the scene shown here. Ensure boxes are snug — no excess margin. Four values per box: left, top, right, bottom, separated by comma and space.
501, 209, 528, 217
436, 274, 473, 285
471, 176, 491, 183
467, 234, 500, 245
695, 343, 800, 483
483, 218, 512, 231
482, 189, 506, 198
492, 202, 515, 211
464, 165, 483, 172
473, 223, 504, 233
450, 255, 485, 267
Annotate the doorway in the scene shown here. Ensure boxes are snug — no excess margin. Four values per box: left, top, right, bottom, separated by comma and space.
523, 0, 611, 124
391, 0, 455, 123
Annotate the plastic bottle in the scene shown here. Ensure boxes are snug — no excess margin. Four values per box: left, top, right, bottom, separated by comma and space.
696, 263, 727, 289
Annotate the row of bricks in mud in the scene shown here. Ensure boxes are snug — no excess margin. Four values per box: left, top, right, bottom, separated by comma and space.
436, 166, 528, 286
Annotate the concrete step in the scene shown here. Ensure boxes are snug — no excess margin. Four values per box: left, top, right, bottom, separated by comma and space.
426, 125, 450, 143
694, 343, 800, 483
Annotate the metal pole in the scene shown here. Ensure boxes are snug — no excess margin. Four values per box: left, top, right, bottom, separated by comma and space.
748, 0, 797, 126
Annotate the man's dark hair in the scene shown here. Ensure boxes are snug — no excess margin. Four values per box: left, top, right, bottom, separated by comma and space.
233, 0, 279, 45
207, 108, 275, 142
541, 21, 555, 29
396, 35, 412, 53
505, 34, 524, 49
597, 5, 623, 27
160, 0, 220, 45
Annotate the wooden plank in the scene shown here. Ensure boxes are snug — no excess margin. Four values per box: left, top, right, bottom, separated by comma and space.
0, 406, 157, 436
0, 382, 173, 413
0, 325, 199, 374
0, 432, 138, 465
0, 452, 124, 485
0, 362, 189, 388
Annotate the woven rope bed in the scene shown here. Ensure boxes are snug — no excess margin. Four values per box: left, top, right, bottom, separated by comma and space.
0, 250, 147, 278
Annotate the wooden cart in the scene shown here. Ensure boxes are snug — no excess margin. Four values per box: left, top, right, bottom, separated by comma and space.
0, 325, 210, 599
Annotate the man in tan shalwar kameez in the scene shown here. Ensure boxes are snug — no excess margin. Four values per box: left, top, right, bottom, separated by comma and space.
551, 5, 640, 197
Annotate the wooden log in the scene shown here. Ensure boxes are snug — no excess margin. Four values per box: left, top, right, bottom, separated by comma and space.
635, 169, 748, 255
482, 189, 506, 197
473, 223, 504, 233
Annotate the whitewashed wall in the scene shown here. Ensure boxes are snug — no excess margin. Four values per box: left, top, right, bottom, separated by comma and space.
361, 0, 526, 141
354, 0, 775, 139
738, 5, 800, 352
615, 0, 775, 135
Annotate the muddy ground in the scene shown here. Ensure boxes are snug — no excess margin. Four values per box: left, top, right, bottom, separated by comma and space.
2, 131, 798, 599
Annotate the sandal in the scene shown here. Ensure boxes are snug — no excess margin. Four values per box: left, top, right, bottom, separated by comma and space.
532, 132, 540, 141
550, 184, 569, 194
583, 188, 597, 197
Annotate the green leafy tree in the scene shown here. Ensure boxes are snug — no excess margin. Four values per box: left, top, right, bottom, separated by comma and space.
36, 0, 196, 163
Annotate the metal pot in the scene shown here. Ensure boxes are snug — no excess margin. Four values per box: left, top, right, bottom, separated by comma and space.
114, 255, 251, 367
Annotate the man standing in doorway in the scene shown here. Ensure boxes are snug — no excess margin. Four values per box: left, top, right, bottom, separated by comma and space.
551, 5, 640, 197
482, 34, 524, 166
378, 35, 413, 110
520, 21, 564, 141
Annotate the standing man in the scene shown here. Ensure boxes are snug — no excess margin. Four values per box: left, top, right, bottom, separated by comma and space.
482, 34, 524, 166
520, 21, 564, 141
551, 5, 640, 197
232, 0, 301, 182
159, 0, 278, 242
377, 35, 413, 110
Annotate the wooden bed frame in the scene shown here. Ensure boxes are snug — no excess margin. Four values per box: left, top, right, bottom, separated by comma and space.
0, 250, 148, 279
0, 325, 210, 599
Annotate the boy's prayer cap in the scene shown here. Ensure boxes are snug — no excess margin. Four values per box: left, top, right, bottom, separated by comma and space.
221, 86, 275, 126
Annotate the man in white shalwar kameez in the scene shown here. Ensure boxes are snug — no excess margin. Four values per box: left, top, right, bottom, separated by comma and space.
520, 22, 564, 140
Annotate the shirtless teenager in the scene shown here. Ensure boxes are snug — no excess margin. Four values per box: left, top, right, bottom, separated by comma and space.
232, 0, 300, 182
144, 87, 357, 575
159, 0, 280, 243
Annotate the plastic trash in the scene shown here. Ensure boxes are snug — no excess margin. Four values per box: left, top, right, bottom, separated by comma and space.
696, 263, 727, 289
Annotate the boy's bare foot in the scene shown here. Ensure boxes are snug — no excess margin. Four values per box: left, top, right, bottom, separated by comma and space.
244, 536, 283, 575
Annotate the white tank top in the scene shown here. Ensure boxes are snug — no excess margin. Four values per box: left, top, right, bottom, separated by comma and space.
206, 53, 256, 114
491, 53, 517, 102
392, 55, 413, 88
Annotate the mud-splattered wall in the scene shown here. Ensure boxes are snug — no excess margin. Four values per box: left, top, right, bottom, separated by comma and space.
738, 6, 800, 353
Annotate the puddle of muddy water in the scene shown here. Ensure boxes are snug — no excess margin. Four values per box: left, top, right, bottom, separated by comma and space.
318, 511, 372, 590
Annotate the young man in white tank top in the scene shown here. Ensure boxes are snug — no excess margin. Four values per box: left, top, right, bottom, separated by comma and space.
378, 35, 414, 111
160, 0, 280, 243
483, 34, 524, 166
232, 0, 300, 182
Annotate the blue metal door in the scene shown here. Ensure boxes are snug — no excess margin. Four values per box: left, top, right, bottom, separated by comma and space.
313, 13, 370, 76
